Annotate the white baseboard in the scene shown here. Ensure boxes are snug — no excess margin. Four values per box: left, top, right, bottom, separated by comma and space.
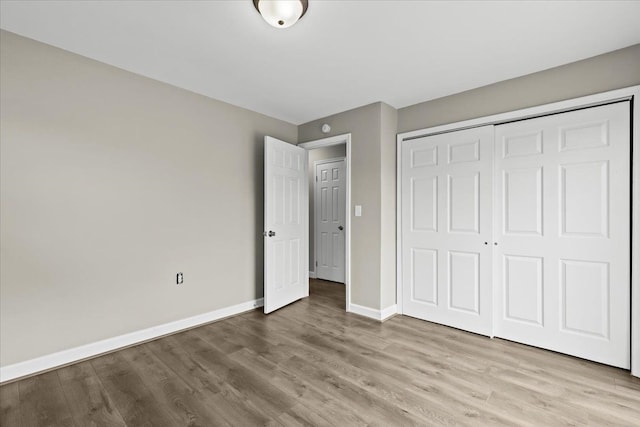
380, 304, 398, 321
0, 297, 264, 384
348, 303, 398, 322
309, 270, 317, 279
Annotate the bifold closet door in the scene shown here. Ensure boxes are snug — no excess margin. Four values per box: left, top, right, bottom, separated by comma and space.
493, 102, 630, 368
401, 126, 493, 336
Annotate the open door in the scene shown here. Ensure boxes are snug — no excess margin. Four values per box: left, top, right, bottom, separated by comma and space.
264, 136, 308, 314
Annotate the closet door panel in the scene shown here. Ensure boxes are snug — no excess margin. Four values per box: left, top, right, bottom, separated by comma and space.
402, 126, 493, 336
494, 102, 630, 369
503, 167, 543, 236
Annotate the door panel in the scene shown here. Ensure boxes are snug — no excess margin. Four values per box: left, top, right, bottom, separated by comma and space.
411, 176, 438, 231
494, 102, 630, 368
401, 126, 493, 336
448, 172, 479, 233
503, 255, 543, 325
448, 251, 479, 313
503, 167, 543, 235
503, 131, 543, 158
560, 161, 608, 237
560, 259, 609, 338
264, 136, 308, 314
448, 140, 479, 164
411, 248, 438, 304
315, 160, 346, 283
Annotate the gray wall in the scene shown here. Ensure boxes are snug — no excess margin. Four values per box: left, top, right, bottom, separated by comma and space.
299, 103, 397, 311
399, 44, 640, 133
308, 144, 347, 273
0, 31, 297, 366
380, 104, 398, 310
299, 104, 383, 309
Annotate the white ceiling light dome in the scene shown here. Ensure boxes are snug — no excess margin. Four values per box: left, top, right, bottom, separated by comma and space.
253, 0, 308, 29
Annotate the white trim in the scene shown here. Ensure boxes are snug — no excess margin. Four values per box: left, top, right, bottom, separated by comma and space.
303, 147, 310, 298
348, 303, 380, 320
314, 157, 346, 166
380, 304, 399, 321
633, 91, 640, 378
396, 134, 403, 316
299, 134, 350, 150
313, 157, 346, 283
348, 303, 398, 322
0, 298, 264, 384
397, 85, 640, 377
309, 270, 317, 279
299, 134, 352, 313
399, 86, 637, 141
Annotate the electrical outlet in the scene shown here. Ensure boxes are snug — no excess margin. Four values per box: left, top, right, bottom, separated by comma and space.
177, 272, 183, 285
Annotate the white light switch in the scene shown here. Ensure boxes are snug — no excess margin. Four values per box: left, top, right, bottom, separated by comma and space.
355, 205, 362, 217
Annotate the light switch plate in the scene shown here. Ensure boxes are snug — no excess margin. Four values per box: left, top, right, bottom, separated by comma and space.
355, 205, 362, 217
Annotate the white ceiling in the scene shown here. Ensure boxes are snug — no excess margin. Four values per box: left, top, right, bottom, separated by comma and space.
1, 1, 639, 125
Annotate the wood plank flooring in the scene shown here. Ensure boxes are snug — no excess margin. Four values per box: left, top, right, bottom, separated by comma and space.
2, 279, 639, 426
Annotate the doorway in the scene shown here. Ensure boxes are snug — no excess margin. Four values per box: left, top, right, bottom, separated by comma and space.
299, 134, 352, 310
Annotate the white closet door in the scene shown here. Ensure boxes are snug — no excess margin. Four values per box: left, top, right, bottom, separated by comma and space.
401, 126, 493, 336
494, 102, 630, 368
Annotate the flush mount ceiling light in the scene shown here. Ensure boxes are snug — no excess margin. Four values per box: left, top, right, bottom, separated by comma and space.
253, 0, 309, 29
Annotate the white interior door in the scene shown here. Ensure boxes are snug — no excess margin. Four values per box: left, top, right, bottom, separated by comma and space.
494, 102, 630, 368
264, 136, 308, 314
401, 126, 494, 336
315, 159, 346, 283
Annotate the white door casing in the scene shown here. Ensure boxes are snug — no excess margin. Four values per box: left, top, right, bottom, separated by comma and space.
264, 136, 308, 314
298, 134, 352, 313
493, 102, 630, 368
315, 159, 346, 283
401, 126, 494, 336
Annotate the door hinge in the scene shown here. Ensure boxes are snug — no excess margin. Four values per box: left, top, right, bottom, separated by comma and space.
315, 175, 318, 182
315, 261, 318, 266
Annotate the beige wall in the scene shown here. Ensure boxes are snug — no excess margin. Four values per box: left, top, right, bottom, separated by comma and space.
308, 144, 347, 273
379, 104, 398, 310
299, 103, 384, 309
398, 44, 640, 133
299, 103, 398, 311
0, 31, 297, 366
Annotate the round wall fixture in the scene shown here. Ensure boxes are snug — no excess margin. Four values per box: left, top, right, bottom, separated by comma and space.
253, 0, 309, 29
321, 124, 331, 134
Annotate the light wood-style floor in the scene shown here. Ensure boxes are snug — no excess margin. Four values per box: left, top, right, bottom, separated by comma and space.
1, 279, 639, 426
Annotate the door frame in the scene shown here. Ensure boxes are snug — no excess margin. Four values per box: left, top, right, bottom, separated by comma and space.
396, 85, 640, 376
313, 157, 347, 283
299, 134, 352, 311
